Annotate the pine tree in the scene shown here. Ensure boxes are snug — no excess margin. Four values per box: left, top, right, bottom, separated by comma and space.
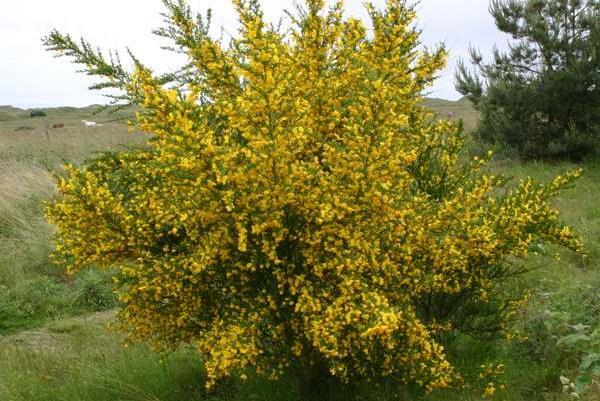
456, 0, 600, 160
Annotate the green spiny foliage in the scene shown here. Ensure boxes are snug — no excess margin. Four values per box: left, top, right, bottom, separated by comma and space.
456, 0, 600, 160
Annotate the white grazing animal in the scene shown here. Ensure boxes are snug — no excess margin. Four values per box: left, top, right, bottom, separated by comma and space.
81, 119, 99, 127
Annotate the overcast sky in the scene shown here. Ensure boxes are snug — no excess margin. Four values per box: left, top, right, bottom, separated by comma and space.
1, 0, 510, 108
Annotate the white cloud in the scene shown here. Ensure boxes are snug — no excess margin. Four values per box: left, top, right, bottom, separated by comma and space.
0, 0, 509, 107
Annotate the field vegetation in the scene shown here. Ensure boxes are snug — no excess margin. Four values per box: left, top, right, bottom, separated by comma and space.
0, 106, 143, 333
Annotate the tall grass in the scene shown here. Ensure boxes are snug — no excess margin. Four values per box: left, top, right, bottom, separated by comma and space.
0, 316, 206, 401
0, 123, 146, 169
0, 159, 118, 333
0, 161, 55, 282
0, 108, 145, 333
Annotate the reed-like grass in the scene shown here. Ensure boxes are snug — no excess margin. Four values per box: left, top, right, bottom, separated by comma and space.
0, 108, 144, 334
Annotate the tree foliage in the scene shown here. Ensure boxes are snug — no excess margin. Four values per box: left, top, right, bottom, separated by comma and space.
456, 0, 600, 160
45, 0, 582, 395
29, 109, 47, 117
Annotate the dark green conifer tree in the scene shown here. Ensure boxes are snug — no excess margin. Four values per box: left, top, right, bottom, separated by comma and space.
456, 0, 600, 160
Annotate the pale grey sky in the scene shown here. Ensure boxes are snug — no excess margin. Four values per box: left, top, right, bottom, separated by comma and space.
0, 0, 509, 108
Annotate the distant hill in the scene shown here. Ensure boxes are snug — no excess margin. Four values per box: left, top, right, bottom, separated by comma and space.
0, 98, 478, 130
423, 97, 479, 132
0, 106, 28, 122
0, 105, 25, 112
0, 104, 137, 123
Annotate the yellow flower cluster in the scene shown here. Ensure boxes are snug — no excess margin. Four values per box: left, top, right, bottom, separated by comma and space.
479, 363, 506, 398
46, 0, 582, 391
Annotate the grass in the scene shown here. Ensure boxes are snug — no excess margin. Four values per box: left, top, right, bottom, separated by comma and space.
0, 313, 206, 401
0, 105, 143, 169
486, 159, 600, 400
0, 105, 145, 334
424, 97, 480, 132
0, 101, 598, 400
0, 313, 405, 401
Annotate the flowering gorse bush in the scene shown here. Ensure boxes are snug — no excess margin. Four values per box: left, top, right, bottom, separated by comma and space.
45, 0, 582, 394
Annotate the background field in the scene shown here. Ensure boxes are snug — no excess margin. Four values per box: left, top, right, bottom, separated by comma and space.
0, 105, 145, 334
0, 100, 597, 400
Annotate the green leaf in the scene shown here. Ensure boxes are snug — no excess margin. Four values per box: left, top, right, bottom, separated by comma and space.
580, 353, 600, 371
557, 333, 590, 346
574, 374, 591, 393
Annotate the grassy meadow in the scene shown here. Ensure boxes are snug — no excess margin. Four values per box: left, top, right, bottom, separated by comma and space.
0, 105, 145, 333
0, 101, 598, 400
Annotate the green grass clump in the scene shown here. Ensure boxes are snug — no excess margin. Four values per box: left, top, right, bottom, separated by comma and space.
0, 317, 206, 401
0, 160, 118, 333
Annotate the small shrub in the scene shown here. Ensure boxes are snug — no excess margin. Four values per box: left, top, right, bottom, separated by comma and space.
514, 277, 600, 396
14, 125, 35, 132
29, 110, 47, 118
72, 269, 117, 311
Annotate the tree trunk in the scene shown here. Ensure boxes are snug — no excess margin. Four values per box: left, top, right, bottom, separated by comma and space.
295, 353, 335, 401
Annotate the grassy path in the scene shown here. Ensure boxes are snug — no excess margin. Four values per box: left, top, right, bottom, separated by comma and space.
0, 309, 116, 348
0, 308, 210, 401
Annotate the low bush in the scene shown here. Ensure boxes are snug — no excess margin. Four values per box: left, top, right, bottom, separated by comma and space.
29, 110, 47, 118
14, 125, 34, 132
